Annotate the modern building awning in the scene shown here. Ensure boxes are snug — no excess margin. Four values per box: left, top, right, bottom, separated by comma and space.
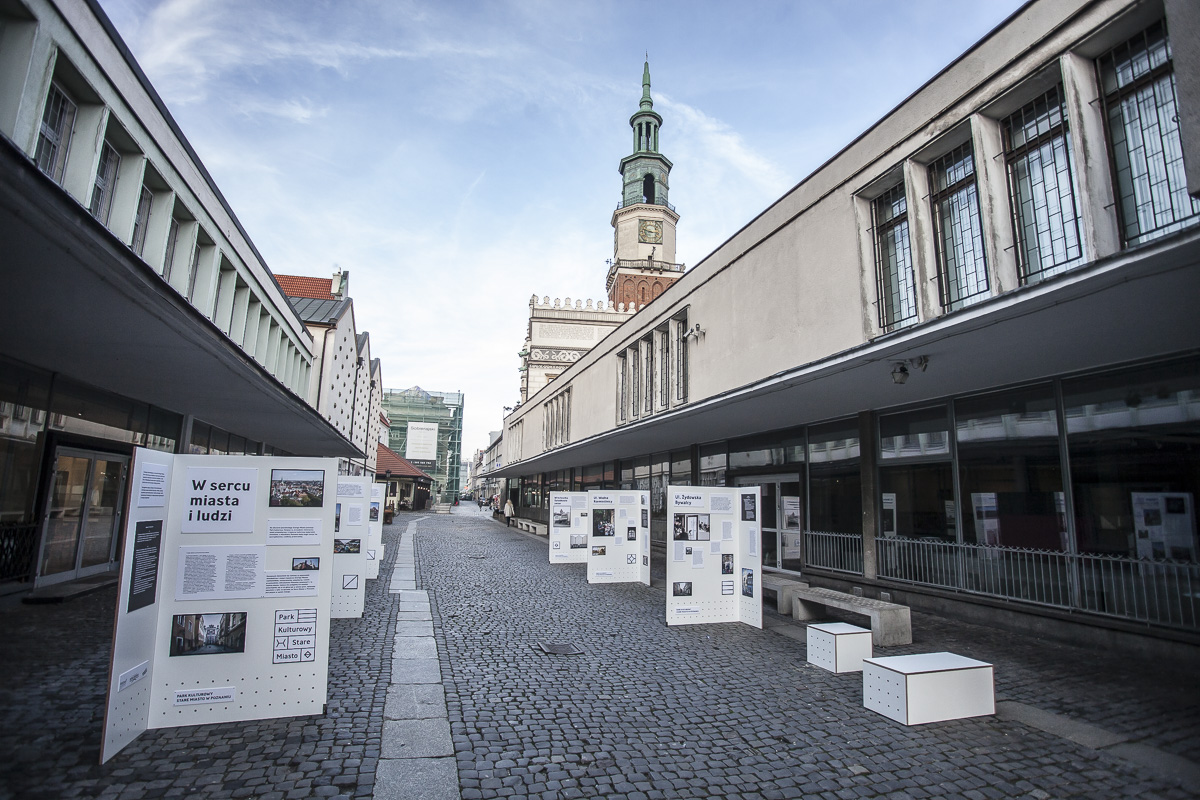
492, 229, 1200, 478
0, 139, 361, 459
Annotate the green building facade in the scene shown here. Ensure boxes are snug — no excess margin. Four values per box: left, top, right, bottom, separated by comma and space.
380, 387, 464, 504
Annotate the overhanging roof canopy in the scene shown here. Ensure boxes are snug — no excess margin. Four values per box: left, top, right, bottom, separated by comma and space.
0, 140, 361, 459
493, 231, 1200, 478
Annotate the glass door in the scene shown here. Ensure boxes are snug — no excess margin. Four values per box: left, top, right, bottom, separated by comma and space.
37, 447, 128, 586
733, 474, 803, 571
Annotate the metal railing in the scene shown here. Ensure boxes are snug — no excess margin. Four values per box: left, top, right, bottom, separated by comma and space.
616, 197, 676, 213
803, 530, 863, 575
874, 536, 1200, 630
0, 523, 39, 583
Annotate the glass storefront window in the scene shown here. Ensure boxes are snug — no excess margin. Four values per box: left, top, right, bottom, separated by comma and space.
49, 377, 148, 445
699, 444, 726, 486
809, 420, 861, 534
0, 360, 52, 524
1064, 361, 1200, 560
956, 386, 1065, 549
880, 463, 955, 541
729, 431, 804, 470
581, 463, 603, 490
880, 406, 949, 460
670, 449, 691, 484
190, 421, 211, 454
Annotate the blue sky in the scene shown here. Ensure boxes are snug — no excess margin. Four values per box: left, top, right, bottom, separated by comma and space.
97, 0, 1026, 457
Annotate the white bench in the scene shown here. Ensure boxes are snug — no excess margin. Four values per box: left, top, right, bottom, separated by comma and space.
863, 652, 994, 725
790, 585, 912, 646
761, 574, 810, 615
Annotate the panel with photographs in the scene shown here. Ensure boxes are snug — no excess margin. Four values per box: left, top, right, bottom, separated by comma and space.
169, 612, 247, 657
672, 513, 711, 541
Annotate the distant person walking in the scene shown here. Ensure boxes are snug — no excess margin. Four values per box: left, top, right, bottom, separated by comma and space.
477, 496, 484, 512
503, 498, 514, 527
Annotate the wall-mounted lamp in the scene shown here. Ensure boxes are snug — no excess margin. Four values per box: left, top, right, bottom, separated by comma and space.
891, 355, 928, 385
684, 323, 705, 342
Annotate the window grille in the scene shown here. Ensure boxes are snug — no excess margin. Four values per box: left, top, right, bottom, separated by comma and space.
872, 183, 918, 329
34, 83, 76, 184
929, 142, 989, 310
1003, 85, 1083, 283
131, 186, 153, 257
89, 141, 121, 226
1098, 21, 1200, 246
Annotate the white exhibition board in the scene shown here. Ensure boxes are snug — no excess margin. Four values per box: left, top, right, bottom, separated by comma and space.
665, 485, 762, 627
332, 478, 370, 617
102, 449, 337, 763
366, 482, 385, 580
585, 490, 651, 585
548, 492, 589, 563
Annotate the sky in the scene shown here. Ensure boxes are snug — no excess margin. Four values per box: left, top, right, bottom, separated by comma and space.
97, 0, 1027, 460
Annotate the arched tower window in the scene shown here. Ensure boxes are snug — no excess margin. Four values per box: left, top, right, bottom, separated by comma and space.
642, 174, 655, 205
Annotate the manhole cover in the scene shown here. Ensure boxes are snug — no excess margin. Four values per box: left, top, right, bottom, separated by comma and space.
468, 555, 486, 559
538, 642, 583, 655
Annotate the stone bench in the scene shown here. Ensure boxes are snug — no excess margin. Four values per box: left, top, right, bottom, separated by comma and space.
761, 573, 810, 615
514, 519, 548, 537
790, 585, 912, 647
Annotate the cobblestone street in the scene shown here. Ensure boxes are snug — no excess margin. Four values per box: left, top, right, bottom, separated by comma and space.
0, 509, 1198, 800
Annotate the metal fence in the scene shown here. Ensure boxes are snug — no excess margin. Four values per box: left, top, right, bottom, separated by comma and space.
874, 536, 1200, 630
803, 530, 863, 575
0, 523, 39, 583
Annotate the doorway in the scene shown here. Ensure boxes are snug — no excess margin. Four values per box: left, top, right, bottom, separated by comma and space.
36, 447, 128, 586
733, 474, 804, 572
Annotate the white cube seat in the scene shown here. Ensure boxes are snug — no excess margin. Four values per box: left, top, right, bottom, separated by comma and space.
806, 622, 872, 673
862, 652, 994, 725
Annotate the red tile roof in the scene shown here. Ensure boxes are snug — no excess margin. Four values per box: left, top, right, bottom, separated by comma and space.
376, 443, 431, 481
276, 274, 334, 299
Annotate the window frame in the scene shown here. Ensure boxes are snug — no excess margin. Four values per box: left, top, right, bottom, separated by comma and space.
929, 141, 990, 311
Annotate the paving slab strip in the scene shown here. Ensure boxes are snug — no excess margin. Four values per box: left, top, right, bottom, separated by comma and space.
377, 517, 460, 800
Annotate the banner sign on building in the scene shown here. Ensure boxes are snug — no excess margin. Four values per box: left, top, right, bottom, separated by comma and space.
405, 422, 439, 469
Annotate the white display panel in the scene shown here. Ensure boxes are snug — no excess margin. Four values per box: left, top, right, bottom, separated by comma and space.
103, 450, 336, 763
665, 486, 762, 628
585, 490, 650, 584
332, 478, 370, 617
548, 492, 589, 564
405, 422, 438, 462
364, 482, 385, 580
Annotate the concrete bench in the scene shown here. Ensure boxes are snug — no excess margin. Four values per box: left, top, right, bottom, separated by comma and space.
790, 585, 912, 647
761, 574, 810, 615
514, 519, 548, 537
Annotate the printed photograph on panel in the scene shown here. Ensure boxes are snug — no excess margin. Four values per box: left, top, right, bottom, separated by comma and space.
270, 469, 325, 508
626, 526, 637, 541
673, 514, 688, 540
335, 502, 341, 533
570, 534, 587, 549
370, 501, 380, 522
169, 612, 247, 657
641, 508, 649, 528
553, 506, 571, 527
672, 581, 693, 597
741, 494, 757, 521
592, 508, 615, 537
334, 538, 361, 554
742, 568, 754, 598
592, 545, 606, 556
696, 514, 711, 541
721, 553, 734, 575
292, 557, 320, 570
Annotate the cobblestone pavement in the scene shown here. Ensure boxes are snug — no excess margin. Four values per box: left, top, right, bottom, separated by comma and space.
1, 509, 1198, 800
422, 511, 1200, 800
0, 521, 407, 800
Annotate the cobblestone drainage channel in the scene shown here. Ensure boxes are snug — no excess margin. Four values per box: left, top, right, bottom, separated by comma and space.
537, 641, 584, 655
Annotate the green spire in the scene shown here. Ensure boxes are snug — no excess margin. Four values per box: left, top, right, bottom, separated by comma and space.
640, 58, 653, 110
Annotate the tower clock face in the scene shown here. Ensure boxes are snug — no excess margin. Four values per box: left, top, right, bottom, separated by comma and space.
638, 219, 663, 244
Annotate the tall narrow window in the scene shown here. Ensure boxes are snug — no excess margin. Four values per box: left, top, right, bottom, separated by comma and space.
658, 325, 670, 408
675, 314, 688, 404
930, 142, 989, 310
1098, 21, 1200, 246
89, 141, 121, 226
617, 354, 627, 423
162, 216, 180, 281
130, 185, 153, 257
643, 337, 653, 414
630, 347, 640, 419
186, 240, 202, 300
34, 83, 76, 184
873, 182, 918, 329
1004, 86, 1083, 283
